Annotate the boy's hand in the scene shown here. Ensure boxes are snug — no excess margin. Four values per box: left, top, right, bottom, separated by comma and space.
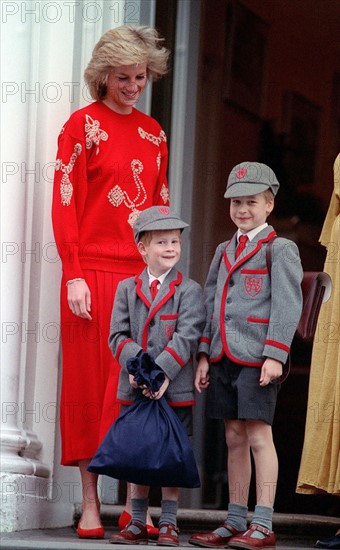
260, 358, 283, 386
129, 373, 139, 389
143, 376, 170, 400
195, 354, 210, 393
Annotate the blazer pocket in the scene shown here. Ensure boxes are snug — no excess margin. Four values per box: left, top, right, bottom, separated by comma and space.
160, 314, 179, 320
160, 314, 178, 340
240, 270, 270, 299
247, 317, 269, 324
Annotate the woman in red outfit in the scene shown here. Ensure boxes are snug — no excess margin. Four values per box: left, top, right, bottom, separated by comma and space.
52, 25, 170, 539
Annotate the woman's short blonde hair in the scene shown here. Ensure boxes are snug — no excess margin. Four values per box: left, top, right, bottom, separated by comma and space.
84, 25, 170, 100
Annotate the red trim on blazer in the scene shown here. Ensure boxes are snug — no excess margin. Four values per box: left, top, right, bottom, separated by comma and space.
224, 230, 277, 273
117, 398, 133, 405
160, 314, 178, 320
210, 351, 263, 367
141, 272, 183, 350
199, 337, 210, 345
219, 276, 230, 356
223, 245, 233, 271
265, 339, 290, 353
165, 346, 185, 367
248, 317, 269, 323
209, 350, 225, 363
225, 352, 263, 367
216, 231, 278, 367
241, 269, 268, 275
135, 275, 151, 308
116, 339, 134, 361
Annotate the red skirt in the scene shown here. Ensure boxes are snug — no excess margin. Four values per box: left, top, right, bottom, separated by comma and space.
59, 269, 137, 466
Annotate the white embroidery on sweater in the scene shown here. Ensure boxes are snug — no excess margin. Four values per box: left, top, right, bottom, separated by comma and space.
56, 143, 82, 206
107, 159, 148, 227
138, 127, 166, 146
156, 151, 161, 171
160, 184, 170, 204
84, 114, 108, 155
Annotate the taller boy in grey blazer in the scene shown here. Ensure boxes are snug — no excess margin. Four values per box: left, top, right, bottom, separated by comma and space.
109, 206, 205, 547
189, 162, 303, 550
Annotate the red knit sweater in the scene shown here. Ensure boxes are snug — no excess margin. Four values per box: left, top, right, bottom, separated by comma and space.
52, 101, 169, 281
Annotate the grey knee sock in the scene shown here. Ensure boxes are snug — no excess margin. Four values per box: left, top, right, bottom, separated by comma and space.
159, 499, 178, 528
214, 503, 248, 537
129, 498, 148, 531
250, 505, 273, 539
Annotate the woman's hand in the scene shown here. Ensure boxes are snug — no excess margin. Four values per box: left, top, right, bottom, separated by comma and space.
67, 280, 92, 320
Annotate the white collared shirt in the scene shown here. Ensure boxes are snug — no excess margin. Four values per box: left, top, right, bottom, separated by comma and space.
147, 268, 171, 290
237, 222, 268, 243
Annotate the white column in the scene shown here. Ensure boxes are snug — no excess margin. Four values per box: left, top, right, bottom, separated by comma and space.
0, 0, 76, 531
0, 2, 48, 532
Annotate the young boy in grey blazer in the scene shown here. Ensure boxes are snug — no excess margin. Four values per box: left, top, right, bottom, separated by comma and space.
189, 162, 303, 550
108, 205, 206, 547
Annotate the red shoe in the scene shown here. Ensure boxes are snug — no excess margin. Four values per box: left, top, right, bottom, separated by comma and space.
119, 510, 159, 539
77, 525, 105, 539
229, 524, 276, 549
118, 510, 132, 530
157, 523, 180, 547
189, 524, 243, 548
109, 521, 148, 545
147, 525, 160, 539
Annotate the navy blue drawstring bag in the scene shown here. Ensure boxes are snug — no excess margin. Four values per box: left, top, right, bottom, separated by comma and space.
125, 351, 166, 393
88, 352, 200, 488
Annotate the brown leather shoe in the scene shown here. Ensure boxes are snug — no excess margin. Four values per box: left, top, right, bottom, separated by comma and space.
189, 524, 243, 548
229, 524, 276, 549
157, 523, 180, 547
109, 521, 148, 545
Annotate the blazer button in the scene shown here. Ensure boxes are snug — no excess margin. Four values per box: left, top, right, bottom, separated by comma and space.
225, 315, 231, 321
229, 279, 234, 287
226, 297, 232, 304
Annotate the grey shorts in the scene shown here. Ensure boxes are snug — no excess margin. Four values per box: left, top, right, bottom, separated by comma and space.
120, 403, 193, 436
205, 356, 279, 425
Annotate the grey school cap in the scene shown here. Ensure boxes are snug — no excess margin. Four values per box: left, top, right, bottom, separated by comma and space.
224, 161, 280, 198
133, 206, 189, 243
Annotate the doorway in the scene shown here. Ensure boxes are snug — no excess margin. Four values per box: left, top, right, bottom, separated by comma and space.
191, 0, 340, 516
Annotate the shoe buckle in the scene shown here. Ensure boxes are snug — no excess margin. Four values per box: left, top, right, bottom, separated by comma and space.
250, 524, 270, 536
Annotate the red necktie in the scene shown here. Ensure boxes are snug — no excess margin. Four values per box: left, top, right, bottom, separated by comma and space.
235, 235, 248, 259
150, 279, 160, 300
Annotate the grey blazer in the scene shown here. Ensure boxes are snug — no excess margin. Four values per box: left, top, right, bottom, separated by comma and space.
109, 267, 206, 405
198, 226, 303, 366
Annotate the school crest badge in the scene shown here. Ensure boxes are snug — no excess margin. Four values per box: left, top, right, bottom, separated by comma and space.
163, 322, 176, 340
244, 276, 263, 297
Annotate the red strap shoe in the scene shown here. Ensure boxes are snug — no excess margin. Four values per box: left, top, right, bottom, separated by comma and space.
229, 524, 277, 549
118, 510, 159, 539
158, 523, 180, 547
109, 521, 148, 545
189, 523, 243, 548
